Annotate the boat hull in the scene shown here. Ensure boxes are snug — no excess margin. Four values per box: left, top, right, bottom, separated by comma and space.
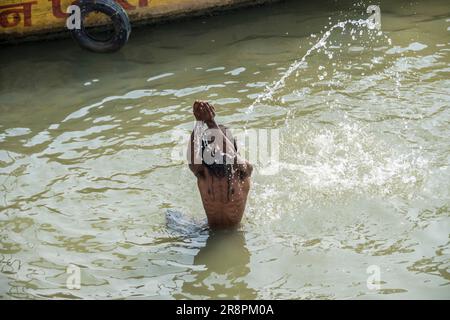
0, 0, 277, 42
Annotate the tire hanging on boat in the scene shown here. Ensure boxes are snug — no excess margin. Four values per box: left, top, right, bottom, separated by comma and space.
70, 0, 131, 53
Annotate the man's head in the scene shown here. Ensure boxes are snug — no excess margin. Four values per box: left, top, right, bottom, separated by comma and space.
201, 125, 238, 179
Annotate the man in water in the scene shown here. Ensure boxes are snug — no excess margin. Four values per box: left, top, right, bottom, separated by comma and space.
188, 100, 253, 230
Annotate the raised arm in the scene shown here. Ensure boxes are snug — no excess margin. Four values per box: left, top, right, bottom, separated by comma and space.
188, 119, 205, 177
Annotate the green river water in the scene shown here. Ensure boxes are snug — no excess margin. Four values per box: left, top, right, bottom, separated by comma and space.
0, 0, 449, 299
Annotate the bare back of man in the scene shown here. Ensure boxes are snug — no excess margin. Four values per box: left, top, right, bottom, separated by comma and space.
197, 164, 251, 229
188, 101, 253, 230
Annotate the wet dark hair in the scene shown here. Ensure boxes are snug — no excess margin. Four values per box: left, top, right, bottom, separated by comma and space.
201, 125, 238, 177
201, 125, 238, 200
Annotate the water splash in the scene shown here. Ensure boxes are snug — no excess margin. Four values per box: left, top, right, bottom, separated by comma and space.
248, 120, 430, 227
247, 18, 379, 113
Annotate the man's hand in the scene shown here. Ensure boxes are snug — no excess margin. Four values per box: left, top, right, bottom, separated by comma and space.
193, 100, 216, 123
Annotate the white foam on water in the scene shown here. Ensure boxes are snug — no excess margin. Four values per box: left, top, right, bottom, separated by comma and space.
248, 121, 430, 226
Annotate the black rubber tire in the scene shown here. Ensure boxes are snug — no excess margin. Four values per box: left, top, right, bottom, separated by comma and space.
71, 0, 131, 53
